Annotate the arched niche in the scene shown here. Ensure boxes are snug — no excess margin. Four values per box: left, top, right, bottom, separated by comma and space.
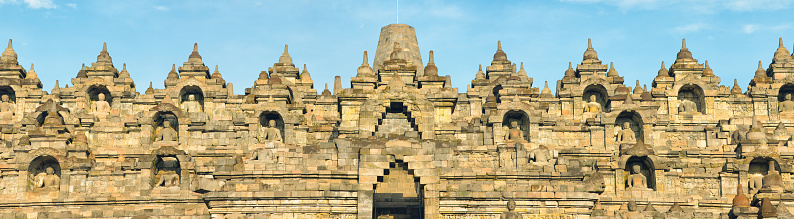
28, 155, 61, 191
624, 156, 655, 190
286, 86, 294, 104
36, 111, 64, 127
583, 84, 608, 113
492, 85, 503, 104
259, 111, 284, 142
779, 84, 794, 102
0, 85, 16, 103
153, 111, 179, 142
0, 86, 16, 119
502, 110, 530, 142
748, 157, 779, 193
374, 159, 424, 219
87, 85, 112, 105
179, 85, 204, 112
678, 85, 704, 113
35, 112, 48, 127
376, 101, 419, 135
749, 157, 780, 175
616, 111, 644, 143
152, 155, 181, 187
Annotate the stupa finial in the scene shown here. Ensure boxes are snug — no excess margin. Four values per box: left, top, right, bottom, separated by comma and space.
682, 38, 687, 49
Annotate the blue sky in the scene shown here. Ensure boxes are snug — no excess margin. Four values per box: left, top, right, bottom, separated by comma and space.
1, 0, 793, 94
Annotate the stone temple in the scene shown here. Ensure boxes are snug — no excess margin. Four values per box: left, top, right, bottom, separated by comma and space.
1, 22, 794, 219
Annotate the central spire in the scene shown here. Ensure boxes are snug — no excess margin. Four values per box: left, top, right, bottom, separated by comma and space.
372, 23, 423, 76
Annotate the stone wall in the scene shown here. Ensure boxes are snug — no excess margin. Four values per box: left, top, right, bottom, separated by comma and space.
0, 28, 792, 219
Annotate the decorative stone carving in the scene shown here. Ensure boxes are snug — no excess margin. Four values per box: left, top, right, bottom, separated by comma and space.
583, 171, 606, 193
761, 160, 784, 193
626, 164, 647, 189
616, 122, 636, 143
182, 94, 202, 113
155, 170, 180, 187
584, 95, 601, 113
32, 167, 60, 191
250, 148, 273, 163
733, 182, 750, 208
669, 202, 684, 212
749, 172, 763, 194
504, 120, 526, 143
529, 145, 552, 164
259, 120, 282, 142
154, 156, 180, 187
732, 125, 749, 144
774, 122, 790, 141
760, 197, 777, 218
678, 92, 698, 113
590, 200, 606, 216
43, 113, 62, 126
157, 120, 178, 142
621, 140, 652, 157
500, 199, 522, 219
0, 94, 14, 120
781, 93, 794, 113
622, 200, 642, 219
91, 93, 111, 114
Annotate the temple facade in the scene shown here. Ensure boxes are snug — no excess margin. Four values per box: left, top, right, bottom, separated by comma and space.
0, 23, 793, 219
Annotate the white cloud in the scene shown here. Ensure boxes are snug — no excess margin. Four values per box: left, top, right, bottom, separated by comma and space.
742, 24, 791, 34
742, 24, 759, 34
560, 0, 668, 10
673, 23, 708, 33
724, 0, 794, 11
23, 0, 56, 9
66, 3, 76, 9
154, 5, 168, 11
561, 0, 794, 12
0, 0, 57, 9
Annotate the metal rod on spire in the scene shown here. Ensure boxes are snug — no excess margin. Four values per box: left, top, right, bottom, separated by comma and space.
396, 0, 399, 24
